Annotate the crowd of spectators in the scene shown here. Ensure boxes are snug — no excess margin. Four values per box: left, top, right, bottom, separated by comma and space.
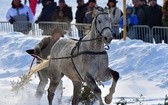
5, 0, 168, 43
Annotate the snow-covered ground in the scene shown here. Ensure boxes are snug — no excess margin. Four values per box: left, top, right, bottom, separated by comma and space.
0, 0, 167, 105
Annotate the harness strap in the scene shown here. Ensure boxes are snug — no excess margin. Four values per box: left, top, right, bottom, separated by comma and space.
51, 51, 107, 60
70, 37, 101, 42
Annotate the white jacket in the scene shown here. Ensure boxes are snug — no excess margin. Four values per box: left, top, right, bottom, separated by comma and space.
6, 5, 34, 22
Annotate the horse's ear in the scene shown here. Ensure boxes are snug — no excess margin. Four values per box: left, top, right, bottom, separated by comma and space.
94, 6, 104, 15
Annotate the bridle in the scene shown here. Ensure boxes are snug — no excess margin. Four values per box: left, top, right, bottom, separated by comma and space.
94, 12, 112, 37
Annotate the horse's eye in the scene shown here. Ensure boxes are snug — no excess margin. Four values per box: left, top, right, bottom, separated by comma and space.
98, 20, 101, 24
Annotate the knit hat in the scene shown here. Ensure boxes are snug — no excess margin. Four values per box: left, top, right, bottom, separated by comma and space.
51, 27, 66, 37
59, 0, 65, 3
88, 0, 96, 3
108, 0, 118, 3
107, 0, 118, 7
126, 6, 134, 14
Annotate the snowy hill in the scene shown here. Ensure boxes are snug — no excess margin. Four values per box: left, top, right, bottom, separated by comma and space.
0, 33, 167, 105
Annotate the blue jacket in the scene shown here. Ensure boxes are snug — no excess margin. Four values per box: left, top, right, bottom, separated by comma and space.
119, 14, 138, 28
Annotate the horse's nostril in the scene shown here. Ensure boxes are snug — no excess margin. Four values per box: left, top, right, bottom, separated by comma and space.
104, 37, 107, 41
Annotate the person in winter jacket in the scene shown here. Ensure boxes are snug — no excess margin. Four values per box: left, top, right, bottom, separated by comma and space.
132, 0, 150, 42
6, 0, 34, 34
83, 0, 103, 24
75, 0, 88, 38
52, 0, 73, 32
119, 6, 138, 39
146, 0, 163, 43
104, 0, 123, 39
35, 0, 57, 35
34, 27, 65, 99
53, 0, 72, 23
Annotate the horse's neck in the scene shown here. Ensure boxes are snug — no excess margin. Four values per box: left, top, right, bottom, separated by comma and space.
81, 25, 104, 52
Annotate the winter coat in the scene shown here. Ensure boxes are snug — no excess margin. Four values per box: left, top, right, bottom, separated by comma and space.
134, 5, 147, 25
119, 14, 138, 28
35, 2, 57, 35
34, 37, 56, 61
119, 14, 138, 39
146, 4, 163, 28
53, 5, 73, 23
6, 5, 34, 22
75, 4, 88, 23
6, 4, 34, 34
36, 2, 57, 22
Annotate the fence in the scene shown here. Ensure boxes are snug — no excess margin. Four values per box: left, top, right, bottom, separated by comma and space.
0, 21, 168, 44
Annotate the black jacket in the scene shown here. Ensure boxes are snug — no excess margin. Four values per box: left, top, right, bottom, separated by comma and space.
54, 5, 73, 22
146, 4, 163, 28
75, 4, 87, 23
36, 2, 57, 22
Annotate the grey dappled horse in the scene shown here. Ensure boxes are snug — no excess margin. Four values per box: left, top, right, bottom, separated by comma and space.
47, 11, 119, 105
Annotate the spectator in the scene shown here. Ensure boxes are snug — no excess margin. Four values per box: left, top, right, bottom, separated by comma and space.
146, 0, 163, 43
53, 0, 73, 24
35, 0, 57, 35
119, 6, 138, 39
83, 0, 103, 24
104, 0, 123, 39
75, 0, 88, 38
34, 27, 65, 99
40, 0, 52, 7
132, 0, 150, 42
6, 0, 34, 34
132, 0, 146, 25
53, 0, 73, 33
162, 0, 168, 44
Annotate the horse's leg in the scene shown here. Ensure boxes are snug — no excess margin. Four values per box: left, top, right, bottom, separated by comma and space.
35, 68, 48, 99
47, 70, 62, 105
85, 72, 104, 105
72, 81, 82, 105
105, 67, 119, 104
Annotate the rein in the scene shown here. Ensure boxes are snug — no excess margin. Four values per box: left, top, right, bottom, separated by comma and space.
51, 51, 107, 60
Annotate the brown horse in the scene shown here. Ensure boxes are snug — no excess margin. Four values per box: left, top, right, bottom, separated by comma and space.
37, 11, 119, 105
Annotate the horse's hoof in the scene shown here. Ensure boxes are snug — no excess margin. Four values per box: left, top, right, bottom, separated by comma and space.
104, 95, 112, 104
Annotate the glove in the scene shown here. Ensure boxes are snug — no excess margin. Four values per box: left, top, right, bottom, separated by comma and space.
9, 18, 15, 24
34, 47, 41, 55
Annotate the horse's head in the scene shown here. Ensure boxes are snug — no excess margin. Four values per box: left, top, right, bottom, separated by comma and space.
93, 11, 113, 44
